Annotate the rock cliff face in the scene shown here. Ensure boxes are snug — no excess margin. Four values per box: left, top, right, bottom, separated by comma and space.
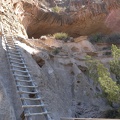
12, 0, 120, 38
18, 38, 111, 120
0, 0, 27, 38
2, 0, 120, 38
0, 0, 120, 120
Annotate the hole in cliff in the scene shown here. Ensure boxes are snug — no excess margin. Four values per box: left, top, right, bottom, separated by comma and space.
90, 88, 93, 91
78, 65, 87, 73
71, 71, 74, 75
77, 102, 81, 106
77, 81, 80, 83
96, 87, 100, 92
32, 54, 45, 68
37, 59, 45, 68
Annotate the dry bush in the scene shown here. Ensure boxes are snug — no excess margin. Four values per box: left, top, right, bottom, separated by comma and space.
53, 32, 69, 41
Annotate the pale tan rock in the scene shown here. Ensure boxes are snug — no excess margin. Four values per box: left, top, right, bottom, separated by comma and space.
40, 35, 48, 40
74, 36, 88, 43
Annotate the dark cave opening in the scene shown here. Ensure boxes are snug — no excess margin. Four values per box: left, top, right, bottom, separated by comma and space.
32, 54, 45, 68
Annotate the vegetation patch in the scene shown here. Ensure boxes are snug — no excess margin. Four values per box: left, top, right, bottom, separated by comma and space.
110, 45, 120, 84
86, 45, 120, 103
89, 33, 120, 44
89, 33, 105, 43
52, 47, 61, 55
51, 6, 62, 13
97, 62, 119, 102
105, 33, 120, 44
53, 32, 69, 41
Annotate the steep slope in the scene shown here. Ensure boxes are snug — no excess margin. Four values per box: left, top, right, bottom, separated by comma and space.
17, 37, 113, 120
0, 0, 120, 120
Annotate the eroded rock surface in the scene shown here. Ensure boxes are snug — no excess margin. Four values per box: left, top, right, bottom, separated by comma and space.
17, 37, 112, 120
0, 0, 120, 120
12, 0, 120, 38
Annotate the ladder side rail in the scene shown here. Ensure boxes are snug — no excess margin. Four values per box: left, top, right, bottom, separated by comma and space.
0, 23, 32, 120
12, 35, 51, 120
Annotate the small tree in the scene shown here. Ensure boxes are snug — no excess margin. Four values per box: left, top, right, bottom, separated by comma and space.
85, 55, 99, 84
110, 45, 120, 84
97, 63, 120, 102
111, 44, 120, 61
85, 55, 120, 103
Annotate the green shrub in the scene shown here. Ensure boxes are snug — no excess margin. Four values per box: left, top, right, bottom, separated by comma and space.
89, 33, 120, 44
51, 6, 62, 13
105, 33, 120, 44
85, 55, 99, 84
53, 32, 69, 41
52, 48, 60, 55
97, 63, 120, 102
86, 55, 120, 103
110, 45, 120, 84
89, 33, 104, 43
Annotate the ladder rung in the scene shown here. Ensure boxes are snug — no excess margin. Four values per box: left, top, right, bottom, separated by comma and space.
8, 56, 23, 61
8, 51, 21, 56
6, 45, 19, 49
10, 64, 28, 69
20, 97, 42, 101
6, 40, 17, 43
9, 58, 23, 62
6, 43, 16, 46
6, 39, 12, 40
6, 37, 12, 38
17, 91, 38, 94
6, 47, 20, 52
25, 112, 49, 116
16, 85, 38, 88
6, 47, 19, 51
6, 43, 17, 46
15, 79, 34, 82
6, 39, 14, 41
8, 53, 22, 58
7, 51, 20, 55
6, 40, 18, 48
13, 74, 31, 78
13, 74, 30, 78
7, 49, 20, 53
22, 104, 45, 108
11, 69, 29, 73
10, 60, 25, 65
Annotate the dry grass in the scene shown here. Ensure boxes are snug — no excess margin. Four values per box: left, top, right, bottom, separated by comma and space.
53, 32, 69, 41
